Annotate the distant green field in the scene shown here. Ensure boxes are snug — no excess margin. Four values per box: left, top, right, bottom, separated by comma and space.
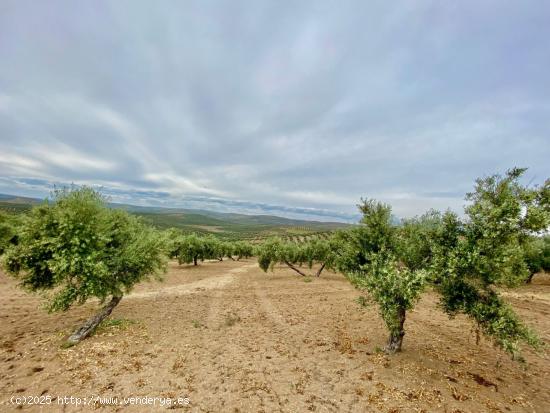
0, 201, 35, 213
134, 211, 348, 241
0, 195, 351, 241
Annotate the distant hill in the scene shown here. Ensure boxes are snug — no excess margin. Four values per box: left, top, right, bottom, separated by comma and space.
0, 194, 41, 213
0, 193, 352, 240
0, 193, 41, 204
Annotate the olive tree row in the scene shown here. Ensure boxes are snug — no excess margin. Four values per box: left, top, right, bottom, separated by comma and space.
232, 240, 255, 261
257, 237, 339, 277
164, 231, 254, 265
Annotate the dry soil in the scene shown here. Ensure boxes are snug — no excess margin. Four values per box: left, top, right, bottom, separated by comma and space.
1, 259, 549, 412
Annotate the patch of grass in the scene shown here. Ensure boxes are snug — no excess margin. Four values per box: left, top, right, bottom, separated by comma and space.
191, 319, 204, 328
303, 276, 312, 283
94, 318, 136, 335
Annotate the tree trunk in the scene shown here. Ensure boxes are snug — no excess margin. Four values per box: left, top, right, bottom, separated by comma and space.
315, 262, 326, 277
526, 272, 535, 284
384, 307, 406, 354
229, 256, 236, 261
193, 256, 198, 266
66, 296, 122, 346
284, 260, 308, 276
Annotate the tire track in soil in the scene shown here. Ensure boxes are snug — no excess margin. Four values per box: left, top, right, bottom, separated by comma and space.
125, 270, 237, 300
235, 276, 292, 411
195, 263, 258, 411
133, 262, 256, 412
194, 264, 289, 411
252, 278, 332, 349
251, 278, 334, 412
251, 277, 384, 413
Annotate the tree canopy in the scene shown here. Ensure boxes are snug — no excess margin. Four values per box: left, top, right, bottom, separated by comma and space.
335, 169, 549, 357
257, 236, 338, 277
0, 210, 20, 256
1, 187, 167, 344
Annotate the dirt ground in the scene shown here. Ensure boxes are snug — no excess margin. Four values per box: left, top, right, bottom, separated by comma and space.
1, 259, 549, 412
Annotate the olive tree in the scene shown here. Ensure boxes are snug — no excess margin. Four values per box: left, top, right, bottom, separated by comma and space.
217, 241, 233, 261
257, 237, 336, 277
337, 200, 428, 353
1, 188, 167, 345
257, 238, 308, 276
201, 235, 222, 262
301, 238, 335, 276
257, 238, 302, 275
161, 228, 185, 260
231, 241, 254, 261
340, 168, 548, 358
0, 210, 20, 255
431, 169, 548, 359
175, 233, 205, 265
523, 235, 550, 282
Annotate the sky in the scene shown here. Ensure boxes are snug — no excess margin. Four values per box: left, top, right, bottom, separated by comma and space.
1, 1, 549, 222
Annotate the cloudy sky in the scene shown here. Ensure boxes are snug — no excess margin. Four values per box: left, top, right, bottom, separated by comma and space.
1, 1, 549, 222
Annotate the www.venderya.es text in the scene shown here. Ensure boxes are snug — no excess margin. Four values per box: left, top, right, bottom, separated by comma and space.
9, 395, 190, 407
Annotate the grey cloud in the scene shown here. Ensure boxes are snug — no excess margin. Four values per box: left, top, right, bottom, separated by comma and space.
1, 0, 549, 220
0, 176, 359, 222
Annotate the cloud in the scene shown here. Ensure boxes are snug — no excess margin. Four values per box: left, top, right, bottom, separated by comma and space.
0, 0, 549, 221
0, 176, 359, 222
